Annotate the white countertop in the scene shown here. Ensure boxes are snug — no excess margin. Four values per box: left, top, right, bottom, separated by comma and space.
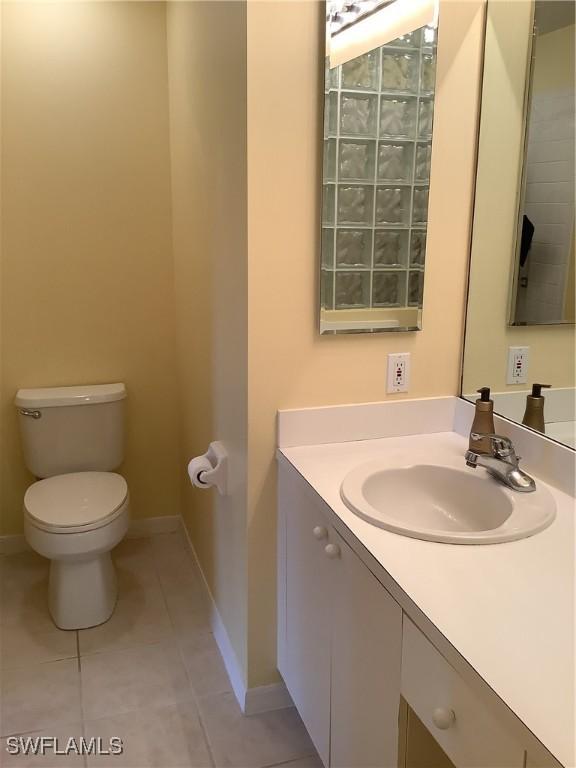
279, 431, 575, 767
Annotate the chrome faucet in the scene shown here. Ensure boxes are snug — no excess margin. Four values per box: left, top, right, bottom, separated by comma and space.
465, 433, 536, 493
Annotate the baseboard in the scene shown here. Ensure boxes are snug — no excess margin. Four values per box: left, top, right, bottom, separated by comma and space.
126, 515, 181, 538
178, 518, 248, 708
244, 681, 294, 716
0, 515, 181, 555
179, 518, 293, 715
0, 534, 29, 555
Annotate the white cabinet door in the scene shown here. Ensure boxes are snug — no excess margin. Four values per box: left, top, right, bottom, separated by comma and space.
279, 468, 332, 766
330, 531, 403, 768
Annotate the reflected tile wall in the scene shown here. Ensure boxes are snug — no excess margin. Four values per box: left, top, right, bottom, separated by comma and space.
381, 52, 418, 92
339, 140, 376, 180
338, 185, 374, 225
322, 228, 334, 269
415, 143, 432, 181
412, 187, 429, 224
336, 230, 372, 268
376, 187, 410, 225
340, 93, 378, 136
324, 139, 337, 181
378, 142, 413, 182
373, 271, 406, 307
410, 231, 427, 267
374, 230, 408, 267
322, 26, 437, 311
335, 272, 370, 308
380, 97, 417, 139
408, 270, 425, 306
418, 99, 434, 138
342, 50, 379, 90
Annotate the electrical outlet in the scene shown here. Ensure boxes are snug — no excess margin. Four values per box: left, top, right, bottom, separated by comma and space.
507, 346, 529, 385
387, 353, 410, 393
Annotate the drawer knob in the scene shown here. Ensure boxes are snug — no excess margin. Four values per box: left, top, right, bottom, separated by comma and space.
432, 707, 455, 730
324, 543, 341, 559
313, 526, 328, 540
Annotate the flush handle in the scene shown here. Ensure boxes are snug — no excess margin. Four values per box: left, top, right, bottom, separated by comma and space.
18, 408, 42, 419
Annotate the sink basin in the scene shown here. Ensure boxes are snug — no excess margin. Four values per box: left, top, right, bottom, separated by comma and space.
340, 461, 556, 544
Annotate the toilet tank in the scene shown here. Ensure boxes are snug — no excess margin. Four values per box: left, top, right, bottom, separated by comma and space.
15, 383, 126, 478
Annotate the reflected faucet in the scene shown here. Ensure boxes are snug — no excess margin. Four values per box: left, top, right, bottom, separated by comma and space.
465, 433, 536, 493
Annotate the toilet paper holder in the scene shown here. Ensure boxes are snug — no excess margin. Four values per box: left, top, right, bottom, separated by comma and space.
187, 441, 228, 496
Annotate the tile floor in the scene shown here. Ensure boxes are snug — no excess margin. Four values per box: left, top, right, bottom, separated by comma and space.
0, 532, 320, 768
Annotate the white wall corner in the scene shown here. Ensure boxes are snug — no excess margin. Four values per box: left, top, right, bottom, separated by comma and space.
243, 682, 294, 716
178, 516, 248, 709
179, 516, 293, 716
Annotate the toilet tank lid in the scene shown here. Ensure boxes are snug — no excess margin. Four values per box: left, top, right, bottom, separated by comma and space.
15, 383, 126, 408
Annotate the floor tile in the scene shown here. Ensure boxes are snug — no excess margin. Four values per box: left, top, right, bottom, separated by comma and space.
1, 623, 77, 671
0, 583, 55, 636
176, 632, 232, 698
197, 692, 315, 768
162, 585, 211, 635
0, 554, 54, 634
1, 659, 82, 737
151, 533, 201, 591
0, 724, 85, 767
84, 700, 213, 768
80, 641, 193, 722
78, 582, 172, 657
112, 538, 159, 595
0, 553, 47, 588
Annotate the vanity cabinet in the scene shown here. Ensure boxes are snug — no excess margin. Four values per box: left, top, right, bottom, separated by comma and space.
278, 471, 402, 768
278, 462, 560, 768
279, 473, 332, 765
401, 618, 524, 767
330, 529, 402, 768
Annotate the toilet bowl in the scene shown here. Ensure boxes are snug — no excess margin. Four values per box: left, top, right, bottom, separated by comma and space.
15, 383, 129, 631
24, 472, 130, 629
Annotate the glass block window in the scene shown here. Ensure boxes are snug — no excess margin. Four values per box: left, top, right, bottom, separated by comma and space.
321, 26, 437, 311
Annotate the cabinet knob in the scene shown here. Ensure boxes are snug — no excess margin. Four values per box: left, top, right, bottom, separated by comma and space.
324, 543, 341, 559
313, 526, 328, 540
432, 707, 455, 730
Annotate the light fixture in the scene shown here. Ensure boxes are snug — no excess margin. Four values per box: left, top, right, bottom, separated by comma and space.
329, 0, 439, 68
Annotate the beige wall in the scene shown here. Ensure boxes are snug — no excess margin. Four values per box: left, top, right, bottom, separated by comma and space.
0, 2, 180, 535
533, 25, 575, 325
245, 1, 485, 686
462, 1, 575, 395
166, 2, 249, 682
1, 0, 486, 693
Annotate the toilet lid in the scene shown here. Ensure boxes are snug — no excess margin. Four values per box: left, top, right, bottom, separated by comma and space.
24, 472, 128, 529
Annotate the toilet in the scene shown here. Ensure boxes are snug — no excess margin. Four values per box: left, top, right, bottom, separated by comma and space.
15, 383, 130, 630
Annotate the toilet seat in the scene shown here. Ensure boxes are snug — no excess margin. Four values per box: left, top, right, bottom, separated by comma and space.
24, 472, 128, 533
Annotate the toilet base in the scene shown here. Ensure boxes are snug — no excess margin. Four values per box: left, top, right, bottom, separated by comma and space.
49, 552, 118, 630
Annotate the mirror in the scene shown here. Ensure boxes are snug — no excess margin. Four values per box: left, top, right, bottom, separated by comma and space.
511, 1, 575, 326
319, 1, 439, 334
462, 0, 575, 449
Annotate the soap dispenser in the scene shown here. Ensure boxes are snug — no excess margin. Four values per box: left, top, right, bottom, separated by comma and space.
469, 387, 496, 454
522, 384, 551, 433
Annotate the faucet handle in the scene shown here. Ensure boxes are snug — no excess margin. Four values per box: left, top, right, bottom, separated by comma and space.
470, 433, 514, 458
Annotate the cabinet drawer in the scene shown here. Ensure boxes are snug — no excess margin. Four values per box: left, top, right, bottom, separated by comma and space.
401, 618, 525, 768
